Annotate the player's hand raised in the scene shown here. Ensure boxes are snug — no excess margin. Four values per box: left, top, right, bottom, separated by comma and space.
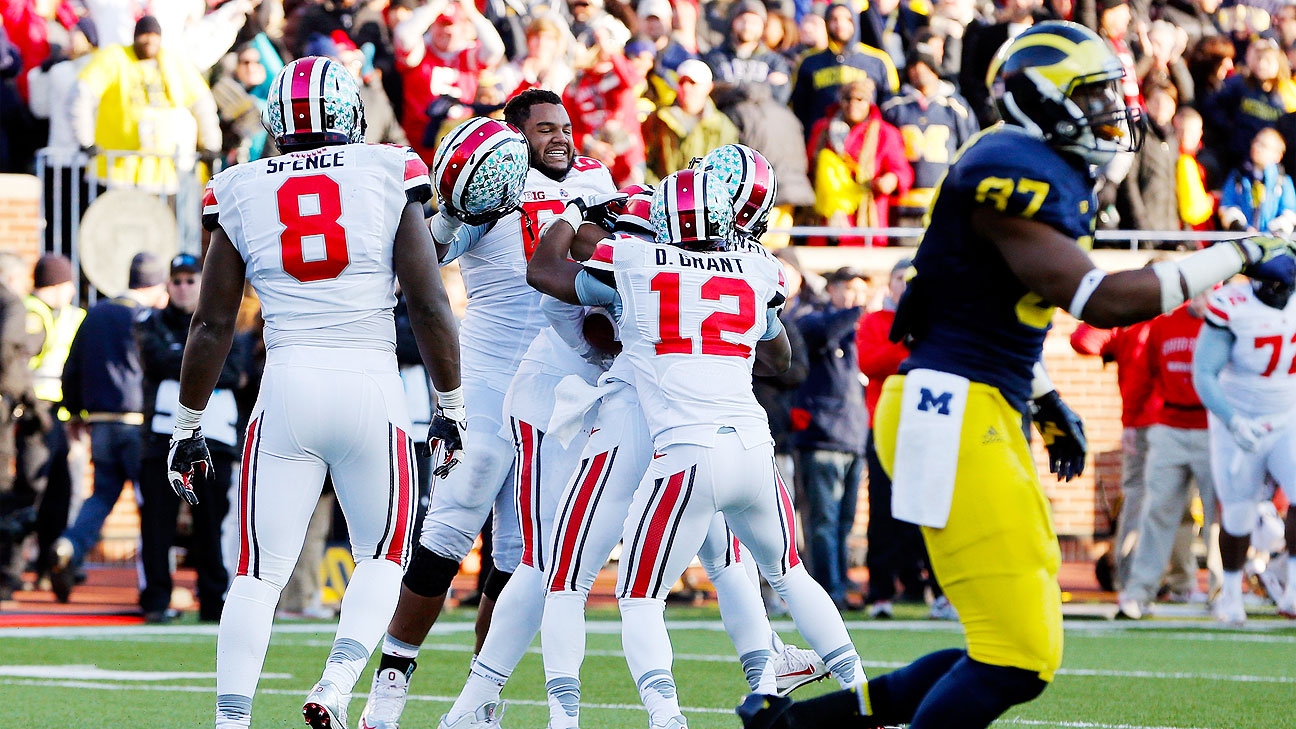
424, 405, 467, 478
1031, 390, 1087, 482
167, 427, 214, 505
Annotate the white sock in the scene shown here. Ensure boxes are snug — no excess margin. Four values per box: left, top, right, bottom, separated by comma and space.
620, 597, 680, 725
542, 591, 588, 729
1223, 570, 1243, 599
771, 566, 863, 689
216, 576, 281, 725
383, 632, 421, 660
319, 559, 404, 692
1286, 557, 1296, 598
710, 563, 776, 691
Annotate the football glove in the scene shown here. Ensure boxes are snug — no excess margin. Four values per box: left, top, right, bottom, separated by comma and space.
423, 405, 467, 478
1031, 390, 1087, 482
1228, 414, 1269, 452
167, 427, 214, 505
1232, 236, 1296, 283
558, 192, 628, 232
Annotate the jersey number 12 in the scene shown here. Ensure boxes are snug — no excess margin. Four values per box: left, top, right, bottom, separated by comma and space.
277, 174, 349, 283
651, 273, 756, 357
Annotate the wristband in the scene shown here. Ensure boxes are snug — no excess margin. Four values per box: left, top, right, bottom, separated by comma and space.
1154, 244, 1247, 313
556, 202, 586, 232
435, 386, 466, 421
174, 403, 203, 432
430, 211, 464, 245
1067, 268, 1107, 319
1030, 361, 1054, 401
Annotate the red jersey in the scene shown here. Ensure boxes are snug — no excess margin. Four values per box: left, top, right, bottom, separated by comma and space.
563, 53, 645, 186
1144, 306, 1207, 429
1070, 321, 1160, 428
398, 45, 481, 163
856, 307, 908, 426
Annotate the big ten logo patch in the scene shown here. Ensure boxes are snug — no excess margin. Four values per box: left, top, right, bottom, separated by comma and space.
917, 388, 953, 415
320, 545, 355, 605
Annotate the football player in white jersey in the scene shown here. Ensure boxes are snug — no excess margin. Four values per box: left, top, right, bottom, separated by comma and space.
529, 170, 864, 729
358, 89, 616, 729
1194, 271, 1296, 623
165, 57, 464, 729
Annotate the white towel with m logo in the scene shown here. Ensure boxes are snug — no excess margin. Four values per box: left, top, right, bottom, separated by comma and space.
891, 369, 970, 529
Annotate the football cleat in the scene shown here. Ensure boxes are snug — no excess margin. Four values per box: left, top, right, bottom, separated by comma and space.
928, 595, 960, 621
737, 693, 791, 729
358, 664, 414, 729
303, 680, 351, 729
1211, 590, 1247, 626
649, 715, 687, 729
437, 700, 507, 729
867, 600, 893, 620
1277, 590, 1296, 619
1115, 592, 1144, 620
772, 645, 828, 695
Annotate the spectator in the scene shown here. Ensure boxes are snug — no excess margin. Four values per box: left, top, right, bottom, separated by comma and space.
797, 9, 829, 55
808, 78, 913, 245
960, 0, 1043, 128
1137, 19, 1194, 106
1175, 106, 1217, 230
307, 31, 410, 146
641, 58, 739, 183
15, 256, 83, 587
774, 247, 826, 321
393, 0, 505, 163
753, 288, 810, 484
1, 0, 78, 101
1096, 0, 1142, 111
567, 0, 608, 48
638, 0, 693, 72
926, 0, 981, 79
792, 267, 871, 610
565, 15, 645, 184
50, 252, 167, 602
1117, 295, 1221, 619
859, 0, 928, 70
763, 0, 802, 63
135, 254, 244, 624
1219, 127, 1296, 234
498, 15, 573, 95
0, 253, 38, 601
1201, 39, 1296, 172
290, 0, 374, 57
1118, 81, 1182, 243
210, 41, 272, 164
790, 1, 900, 139
704, 0, 793, 104
881, 48, 976, 229
1186, 32, 1234, 103
70, 15, 221, 190
1163, 0, 1223, 48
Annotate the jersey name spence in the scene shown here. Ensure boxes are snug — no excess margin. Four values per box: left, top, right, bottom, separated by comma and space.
1205, 282, 1296, 417
587, 235, 785, 448
202, 143, 431, 351
897, 125, 1097, 412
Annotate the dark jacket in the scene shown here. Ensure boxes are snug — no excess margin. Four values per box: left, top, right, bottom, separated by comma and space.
858, 2, 928, 70
0, 283, 35, 406
754, 314, 809, 453
1202, 75, 1293, 170
715, 83, 816, 207
790, 43, 900, 138
703, 42, 793, 105
792, 305, 868, 454
61, 293, 152, 416
958, 20, 1009, 129
135, 303, 246, 456
1118, 120, 1180, 241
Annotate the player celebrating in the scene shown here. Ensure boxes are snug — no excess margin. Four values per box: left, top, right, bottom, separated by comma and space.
357, 89, 616, 729
166, 57, 465, 729
736, 21, 1296, 729
1194, 273, 1296, 624
529, 169, 866, 729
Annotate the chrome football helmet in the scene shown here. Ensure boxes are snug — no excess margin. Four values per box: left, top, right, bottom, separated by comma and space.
695, 144, 778, 239
431, 117, 531, 225
263, 56, 366, 151
650, 170, 734, 251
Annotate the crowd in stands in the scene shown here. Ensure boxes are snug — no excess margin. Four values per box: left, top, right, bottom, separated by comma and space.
8, 0, 1296, 245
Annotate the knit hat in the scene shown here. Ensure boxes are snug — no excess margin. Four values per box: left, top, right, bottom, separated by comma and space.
730, 0, 768, 23
128, 252, 166, 289
134, 15, 162, 38
33, 254, 73, 288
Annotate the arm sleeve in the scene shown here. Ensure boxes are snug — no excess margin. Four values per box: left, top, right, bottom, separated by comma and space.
437, 221, 489, 264
759, 307, 785, 341
393, 0, 445, 67
1192, 322, 1236, 423
574, 269, 620, 310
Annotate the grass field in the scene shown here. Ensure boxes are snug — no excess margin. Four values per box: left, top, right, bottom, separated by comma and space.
1, 607, 1294, 729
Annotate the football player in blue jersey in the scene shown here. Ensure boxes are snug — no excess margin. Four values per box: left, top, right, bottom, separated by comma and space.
739, 20, 1296, 729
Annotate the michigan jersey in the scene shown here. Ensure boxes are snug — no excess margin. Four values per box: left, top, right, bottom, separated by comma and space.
895, 125, 1097, 412
1203, 282, 1296, 418
584, 236, 785, 448
202, 143, 432, 351
444, 157, 615, 390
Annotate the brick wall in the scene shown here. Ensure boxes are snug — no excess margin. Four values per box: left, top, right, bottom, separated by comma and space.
0, 174, 42, 265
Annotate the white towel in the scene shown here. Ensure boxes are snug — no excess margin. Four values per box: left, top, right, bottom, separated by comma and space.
891, 369, 971, 529
549, 375, 623, 447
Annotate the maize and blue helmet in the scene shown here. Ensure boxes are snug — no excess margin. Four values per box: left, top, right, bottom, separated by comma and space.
695, 144, 778, 239
263, 56, 366, 151
650, 170, 734, 251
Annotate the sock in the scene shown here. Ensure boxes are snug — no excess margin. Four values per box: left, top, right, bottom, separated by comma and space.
320, 559, 403, 692
1223, 570, 1243, 600
1287, 558, 1296, 598
770, 566, 863, 688
215, 693, 252, 729
447, 564, 545, 717
216, 576, 281, 720
847, 648, 965, 724
619, 597, 680, 724
712, 562, 777, 678
908, 656, 1046, 729
740, 648, 775, 693
379, 633, 421, 675
446, 656, 510, 719
542, 591, 589, 729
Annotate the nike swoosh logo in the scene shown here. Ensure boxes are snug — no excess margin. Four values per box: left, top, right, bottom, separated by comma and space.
590, 428, 600, 435
653, 452, 666, 459
779, 667, 816, 677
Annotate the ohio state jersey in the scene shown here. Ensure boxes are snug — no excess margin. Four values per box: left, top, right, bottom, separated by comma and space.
202, 143, 431, 351
585, 236, 786, 447
1204, 282, 1296, 417
445, 157, 615, 390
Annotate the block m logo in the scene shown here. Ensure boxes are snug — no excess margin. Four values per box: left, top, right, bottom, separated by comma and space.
917, 388, 953, 415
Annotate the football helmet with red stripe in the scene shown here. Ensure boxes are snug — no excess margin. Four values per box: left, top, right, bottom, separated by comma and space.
650, 170, 734, 251
431, 117, 531, 225
696, 144, 778, 240
262, 56, 366, 151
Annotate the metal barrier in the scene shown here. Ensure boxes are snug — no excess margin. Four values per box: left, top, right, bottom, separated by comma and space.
35, 148, 206, 305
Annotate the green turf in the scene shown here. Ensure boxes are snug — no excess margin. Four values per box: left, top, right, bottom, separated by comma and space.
1, 607, 1294, 728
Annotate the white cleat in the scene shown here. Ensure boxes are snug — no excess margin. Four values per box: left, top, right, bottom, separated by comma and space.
927, 595, 959, 621
358, 666, 413, 729
772, 644, 829, 695
650, 716, 687, 729
1115, 592, 1144, 620
1211, 591, 1247, 626
303, 680, 350, 729
437, 700, 507, 729
1277, 591, 1296, 619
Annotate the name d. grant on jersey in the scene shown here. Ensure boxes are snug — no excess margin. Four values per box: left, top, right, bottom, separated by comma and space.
264, 150, 347, 174
655, 248, 745, 274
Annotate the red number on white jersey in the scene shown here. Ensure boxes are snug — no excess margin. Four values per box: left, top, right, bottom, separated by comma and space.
276, 174, 349, 283
520, 199, 567, 260
1254, 333, 1296, 376
650, 272, 757, 356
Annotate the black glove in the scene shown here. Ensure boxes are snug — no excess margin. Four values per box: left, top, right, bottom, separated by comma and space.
1031, 390, 1087, 482
567, 192, 628, 232
167, 427, 214, 505
419, 406, 467, 478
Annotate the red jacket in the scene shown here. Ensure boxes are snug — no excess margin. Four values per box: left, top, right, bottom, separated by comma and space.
1070, 321, 1159, 428
397, 45, 481, 163
807, 104, 913, 245
564, 53, 645, 187
856, 307, 908, 426
1144, 306, 1207, 429
2, 0, 76, 100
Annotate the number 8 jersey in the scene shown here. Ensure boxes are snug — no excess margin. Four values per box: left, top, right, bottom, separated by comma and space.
584, 235, 786, 449
201, 143, 432, 351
